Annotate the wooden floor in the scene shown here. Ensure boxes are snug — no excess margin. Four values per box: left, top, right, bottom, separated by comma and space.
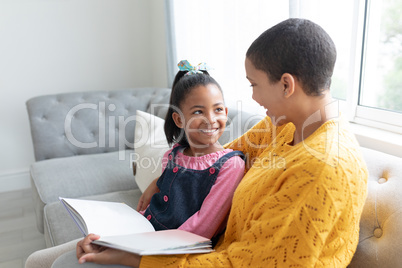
0, 188, 46, 268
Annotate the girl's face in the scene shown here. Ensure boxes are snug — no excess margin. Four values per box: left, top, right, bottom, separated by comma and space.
172, 84, 228, 151
245, 57, 288, 126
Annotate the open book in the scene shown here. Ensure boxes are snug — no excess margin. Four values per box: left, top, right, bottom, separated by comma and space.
59, 197, 213, 255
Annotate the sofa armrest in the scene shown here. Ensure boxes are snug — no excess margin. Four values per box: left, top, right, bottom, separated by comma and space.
30, 150, 138, 233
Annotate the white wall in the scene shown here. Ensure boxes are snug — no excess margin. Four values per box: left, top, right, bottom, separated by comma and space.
0, 0, 168, 191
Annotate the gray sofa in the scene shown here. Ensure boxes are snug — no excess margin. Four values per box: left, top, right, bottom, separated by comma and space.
26, 88, 402, 267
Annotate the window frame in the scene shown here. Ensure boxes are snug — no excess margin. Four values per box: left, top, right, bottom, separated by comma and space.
347, 0, 402, 134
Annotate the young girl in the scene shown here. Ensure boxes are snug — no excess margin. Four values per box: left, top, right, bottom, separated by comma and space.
137, 60, 245, 240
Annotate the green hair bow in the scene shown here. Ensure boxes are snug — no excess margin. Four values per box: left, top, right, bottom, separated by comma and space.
178, 60, 212, 75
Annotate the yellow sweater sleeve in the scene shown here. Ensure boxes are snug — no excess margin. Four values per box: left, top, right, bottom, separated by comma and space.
140, 118, 368, 268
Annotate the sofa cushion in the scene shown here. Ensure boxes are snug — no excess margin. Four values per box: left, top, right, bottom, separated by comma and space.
30, 150, 138, 233
133, 111, 171, 192
44, 189, 142, 247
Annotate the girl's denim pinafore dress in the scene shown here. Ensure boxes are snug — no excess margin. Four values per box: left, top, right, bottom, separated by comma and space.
144, 145, 245, 231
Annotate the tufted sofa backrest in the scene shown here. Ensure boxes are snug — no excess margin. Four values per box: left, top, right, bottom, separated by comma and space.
26, 88, 171, 161
349, 147, 402, 267
26, 87, 261, 162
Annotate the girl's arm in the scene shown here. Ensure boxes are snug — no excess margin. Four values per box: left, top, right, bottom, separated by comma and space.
136, 146, 175, 211
136, 177, 159, 211
177, 156, 245, 239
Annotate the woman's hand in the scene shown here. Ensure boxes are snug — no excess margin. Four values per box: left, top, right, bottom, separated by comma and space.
76, 234, 141, 267
76, 234, 103, 257
137, 177, 160, 211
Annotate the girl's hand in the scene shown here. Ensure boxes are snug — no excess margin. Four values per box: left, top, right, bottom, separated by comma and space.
76, 233, 141, 267
137, 177, 160, 211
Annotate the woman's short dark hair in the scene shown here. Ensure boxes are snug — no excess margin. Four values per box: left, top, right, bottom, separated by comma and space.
164, 70, 223, 147
246, 18, 337, 96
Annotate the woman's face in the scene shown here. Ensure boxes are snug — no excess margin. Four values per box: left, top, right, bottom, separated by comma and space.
245, 57, 287, 125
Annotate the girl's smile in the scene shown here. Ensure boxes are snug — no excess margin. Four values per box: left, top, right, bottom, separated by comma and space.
200, 128, 219, 134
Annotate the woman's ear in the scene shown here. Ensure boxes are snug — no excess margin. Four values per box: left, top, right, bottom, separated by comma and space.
172, 112, 184, 128
281, 73, 295, 98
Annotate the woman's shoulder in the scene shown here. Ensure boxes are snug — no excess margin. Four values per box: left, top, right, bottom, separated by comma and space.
287, 130, 367, 192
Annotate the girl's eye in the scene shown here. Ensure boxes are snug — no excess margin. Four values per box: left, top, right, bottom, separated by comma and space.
249, 84, 255, 88
216, 107, 224, 112
193, 110, 202, 115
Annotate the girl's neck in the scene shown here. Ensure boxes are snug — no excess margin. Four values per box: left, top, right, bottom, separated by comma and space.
183, 143, 224, 157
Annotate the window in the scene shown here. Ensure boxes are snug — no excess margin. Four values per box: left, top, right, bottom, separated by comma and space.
360, 0, 402, 113
357, 0, 402, 132
168, 0, 402, 134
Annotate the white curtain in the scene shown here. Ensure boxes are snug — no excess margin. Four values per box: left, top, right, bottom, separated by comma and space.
164, 0, 177, 87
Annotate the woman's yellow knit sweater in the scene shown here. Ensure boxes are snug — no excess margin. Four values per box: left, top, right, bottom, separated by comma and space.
141, 116, 368, 267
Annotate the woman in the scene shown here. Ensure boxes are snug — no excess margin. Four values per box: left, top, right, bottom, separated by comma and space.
41, 18, 369, 268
